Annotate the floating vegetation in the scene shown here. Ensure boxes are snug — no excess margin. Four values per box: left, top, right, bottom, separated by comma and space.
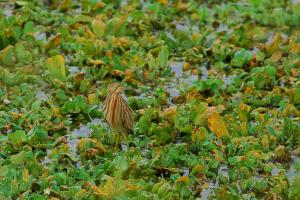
0, 0, 300, 199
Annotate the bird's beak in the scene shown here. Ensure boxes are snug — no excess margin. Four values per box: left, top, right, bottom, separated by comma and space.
121, 86, 130, 91
116, 86, 129, 93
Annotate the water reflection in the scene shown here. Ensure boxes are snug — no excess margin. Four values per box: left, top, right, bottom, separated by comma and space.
66, 119, 99, 157
169, 62, 198, 86
41, 149, 52, 165
201, 182, 217, 200
1, 3, 14, 17
34, 32, 47, 43
201, 65, 208, 80
68, 66, 81, 75
286, 155, 300, 182
36, 91, 49, 101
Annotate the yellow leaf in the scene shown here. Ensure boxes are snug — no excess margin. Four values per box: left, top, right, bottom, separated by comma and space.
88, 59, 104, 67
237, 156, 246, 162
175, 176, 190, 183
0, 45, 15, 66
261, 135, 269, 149
88, 182, 108, 197
45, 34, 62, 49
183, 62, 191, 71
208, 111, 229, 138
157, 0, 168, 5
267, 33, 283, 55
161, 106, 177, 118
59, 0, 72, 10
270, 51, 282, 62
22, 168, 30, 183
88, 93, 99, 105
192, 127, 207, 142
193, 101, 208, 126
249, 150, 262, 159
191, 165, 205, 174
238, 103, 251, 122
46, 55, 66, 81
177, 2, 188, 11
290, 43, 300, 53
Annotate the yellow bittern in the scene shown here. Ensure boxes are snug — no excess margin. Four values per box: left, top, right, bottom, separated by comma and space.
102, 83, 134, 136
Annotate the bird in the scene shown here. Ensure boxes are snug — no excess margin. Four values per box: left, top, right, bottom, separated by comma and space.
102, 82, 134, 135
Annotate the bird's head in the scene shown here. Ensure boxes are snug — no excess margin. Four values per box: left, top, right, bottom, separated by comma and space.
108, 82, 128, 94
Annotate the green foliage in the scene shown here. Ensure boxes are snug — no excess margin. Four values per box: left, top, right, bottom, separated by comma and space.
0, 0, 299, 199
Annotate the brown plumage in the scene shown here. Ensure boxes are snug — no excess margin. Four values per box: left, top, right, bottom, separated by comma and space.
102, 83, 134, 134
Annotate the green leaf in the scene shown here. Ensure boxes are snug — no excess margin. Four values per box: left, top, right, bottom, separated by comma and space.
23, 21, 34, 35
105, 17, 127, 36
0, 165, 10, 177
56, 89, 68, 100
147, 53, 156, 71
92, 19, 105, 38
228, 156, 238, 165
15, 42, 30, 64
31, 101, 41, 110
158, 46, 169, 68
265, 65, 276, 77
10, 151, 26, 165
54, 173, 67, 186
46, 54, 66, 81
231, 49, 253, 68
255, 179, 268, 192
294, 88, 300, 104
8, 130, 27, 144
29, 127, 48, 143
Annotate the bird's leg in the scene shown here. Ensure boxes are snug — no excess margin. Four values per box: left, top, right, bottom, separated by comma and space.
114, 132, 121, 149
121, 134, 129, 151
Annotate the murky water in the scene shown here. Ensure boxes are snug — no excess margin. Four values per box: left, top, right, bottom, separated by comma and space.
41, 149, 52, 165
67, 118, 100, 153
73, 124, 93, 138
271, 155, 300, 182
34, 32, 47, 43
164, 62, 199, 104
286, 156, 300, 182
201, 65, 208, 80
173, 19, 190, 32
218, 165, 229, 178
68, 66, 81, 75
1, 3, 14, 17
201, 182, 217, 200
183, 169, 189, 177
222, 74, 236, 86
169, 62, 198, 85
121, 143, 128, 151
201, 165, 229, 199
216, 24, 233, 35
42, 119, 100, 166
36, 91, 49, 101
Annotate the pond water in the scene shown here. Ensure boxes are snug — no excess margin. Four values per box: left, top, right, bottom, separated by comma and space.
1, 3, 14, 17
36, 91, 49, 101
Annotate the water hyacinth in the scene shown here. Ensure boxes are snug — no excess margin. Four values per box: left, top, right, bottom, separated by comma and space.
0, 0, 300, 199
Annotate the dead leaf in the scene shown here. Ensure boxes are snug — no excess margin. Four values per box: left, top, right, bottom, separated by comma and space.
45, 34, 62, 50
270, 51, 282, 62
208, 111, 229, 138
161, 106, 177, 118
158, 0, 168, 5
176, 176, 190, 183
290, 43, 300, 53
